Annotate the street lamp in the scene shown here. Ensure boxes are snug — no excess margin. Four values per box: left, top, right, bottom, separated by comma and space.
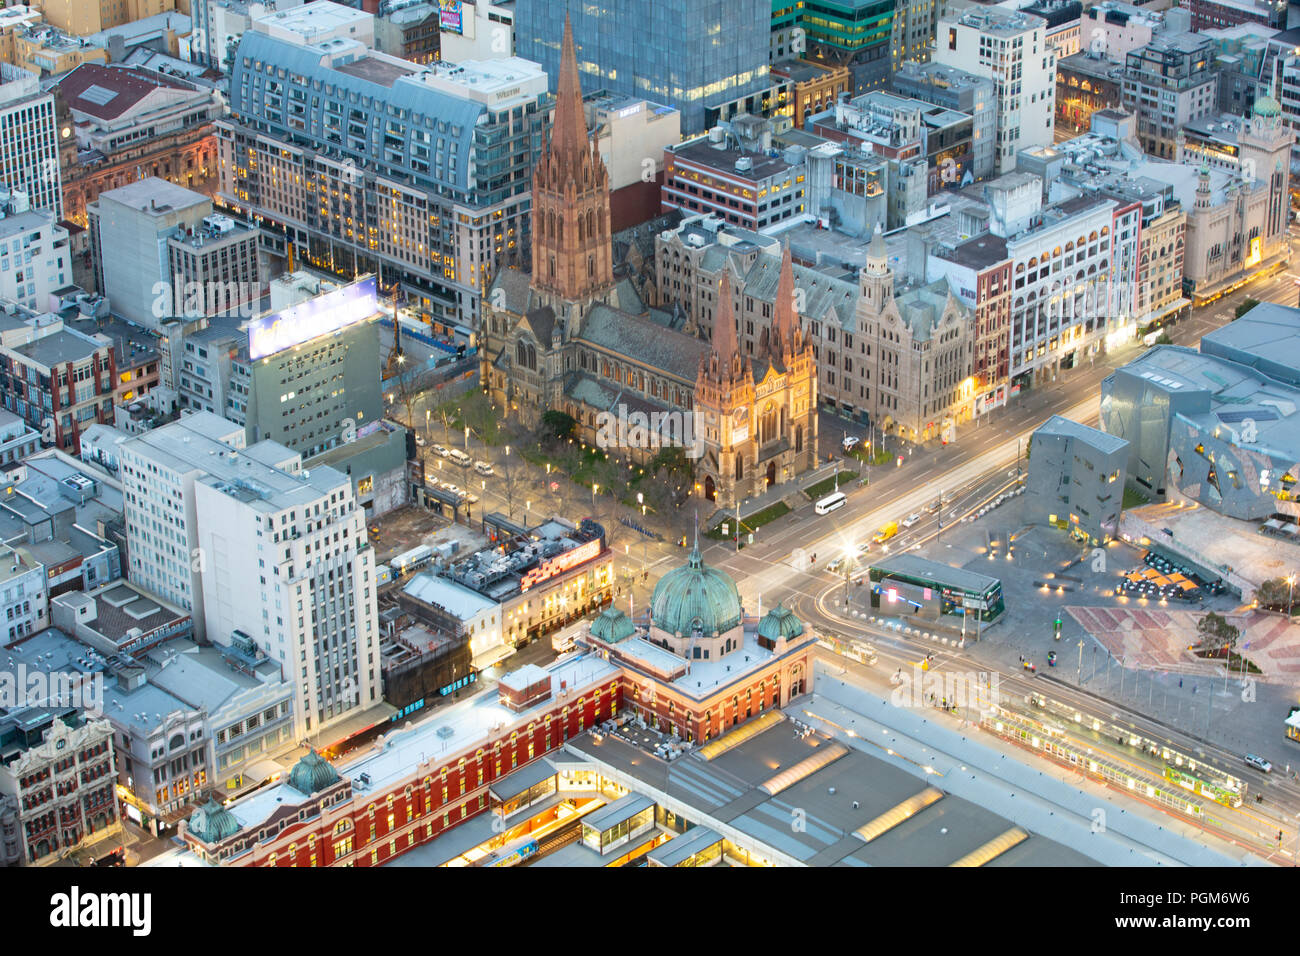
637, 491, 644, 516
1289, 575, 1297, 618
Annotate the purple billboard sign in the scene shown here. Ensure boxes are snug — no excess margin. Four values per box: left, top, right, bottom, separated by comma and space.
247, 276, 378, 360
439, 0, 463, 33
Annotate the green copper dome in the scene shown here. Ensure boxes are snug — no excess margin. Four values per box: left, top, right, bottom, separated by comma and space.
757, 604, 804, 643
591, 607, 636, 643
288, 749, 340, 796
188, 798, 240, 843
650, 541, 743, 637
1254, 95, 1281, 118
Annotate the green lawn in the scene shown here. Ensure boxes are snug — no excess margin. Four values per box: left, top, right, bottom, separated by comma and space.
1122, 486, 1150, 510
849, 445, 892, 466
706, 501, 791, 541
803, 471, 859, 499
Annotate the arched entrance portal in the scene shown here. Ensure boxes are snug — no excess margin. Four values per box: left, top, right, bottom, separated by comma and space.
704, 475, 716, 501
766, 461, 776, 488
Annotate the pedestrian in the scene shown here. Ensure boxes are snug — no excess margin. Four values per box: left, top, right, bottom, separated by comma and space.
1179, 678, 1183, 688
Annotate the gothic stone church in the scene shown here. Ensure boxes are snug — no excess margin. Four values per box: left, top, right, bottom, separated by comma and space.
479, 18, 818, 509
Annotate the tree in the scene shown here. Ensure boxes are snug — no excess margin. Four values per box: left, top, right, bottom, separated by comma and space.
1195, 611, 1240, 654
1255, 577, 1296, 611
1235, 298, 1260, 319
540, 410, 578, 442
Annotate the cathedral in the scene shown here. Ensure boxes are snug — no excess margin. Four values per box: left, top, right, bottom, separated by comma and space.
480, 17, 818, 509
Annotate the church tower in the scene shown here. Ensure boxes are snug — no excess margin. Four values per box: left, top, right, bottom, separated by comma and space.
530, 15, 615, 308
860, 225, 893, 307
696, 268, 756, 509
1237, 93, 1293, 250
760, 248, 811, 374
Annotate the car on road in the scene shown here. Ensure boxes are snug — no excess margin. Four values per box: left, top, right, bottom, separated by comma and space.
368, 525, 380, 539
827, 556, 851, 573
447, 449, 472, 467
842, 435, 860, 451
873, 521, 898, 544
432, 444, 450, 458
1244, 754, 1272, 773
901, 513, 921, 528
927, 499, 941, 514
474, 460, 494, 476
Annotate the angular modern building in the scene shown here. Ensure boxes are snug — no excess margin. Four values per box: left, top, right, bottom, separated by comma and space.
514, 0, 771, 135
1100, 343, 1300, 520
1026, 415, 1128, 544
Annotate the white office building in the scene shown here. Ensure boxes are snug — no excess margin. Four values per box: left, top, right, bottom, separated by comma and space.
0, 64, 61, 220
119, 411, 380, 738
0, 185, 69, 312
934, 8, 1056, 173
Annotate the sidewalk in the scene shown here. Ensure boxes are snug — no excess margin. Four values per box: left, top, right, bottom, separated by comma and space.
703, 458, 843, 531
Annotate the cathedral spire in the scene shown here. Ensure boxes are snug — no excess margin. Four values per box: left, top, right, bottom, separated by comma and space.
550, 14, 589, 167
770, 247, 801, 358
711, 268, 739, 365
529, 13, 614, 304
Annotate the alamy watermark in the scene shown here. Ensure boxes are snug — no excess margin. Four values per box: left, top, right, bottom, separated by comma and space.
889, 665, 1001, 714
151, 276, 263, 320
0, 665, 104, 715
594, 403, 705, 459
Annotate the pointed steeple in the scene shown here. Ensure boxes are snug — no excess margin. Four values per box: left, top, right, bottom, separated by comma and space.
528, 12, 614, 305
711, 268, 739, 363
550, 14, 589, 167
770, 247, 801, 359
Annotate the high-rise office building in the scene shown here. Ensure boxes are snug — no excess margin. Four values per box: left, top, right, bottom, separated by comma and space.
514, 0, 771, 136
119, 411, 381, 736
219, 29, 548, 326
933, 8, 1056, 173
800, 0, 897, 94
86, 178, 262, 330
1121, 33, 1218, 160
0, 65, 62, 220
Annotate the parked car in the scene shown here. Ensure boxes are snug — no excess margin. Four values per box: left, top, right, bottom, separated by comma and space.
432, 444, 450, 458
474, 460, 494, 476
842, 435, 861, 451
415, 436, 427, 447
447, 449, 472, 466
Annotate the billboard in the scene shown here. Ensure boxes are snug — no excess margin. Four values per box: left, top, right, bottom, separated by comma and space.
247, 276, 378, 360
519, 538, 603, 592
439, 0, 463, 33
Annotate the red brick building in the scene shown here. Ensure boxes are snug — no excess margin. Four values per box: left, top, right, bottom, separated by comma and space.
180, 543, 818, 866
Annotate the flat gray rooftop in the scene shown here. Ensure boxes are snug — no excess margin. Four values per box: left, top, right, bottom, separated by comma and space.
567, 717, 1073, 866
869, 552, 1002, 595
1035, 414, 1129, 454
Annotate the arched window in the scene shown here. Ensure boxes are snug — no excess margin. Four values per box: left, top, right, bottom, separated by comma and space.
735, 455, 743, 480
577, 216, 584, 241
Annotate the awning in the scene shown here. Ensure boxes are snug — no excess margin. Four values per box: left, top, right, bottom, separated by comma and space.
473, 644, 516, 670
489, 758, 558, 803
242, 758, 287, 786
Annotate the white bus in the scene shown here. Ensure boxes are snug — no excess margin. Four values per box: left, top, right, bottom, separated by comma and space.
815, 492, 847, 515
